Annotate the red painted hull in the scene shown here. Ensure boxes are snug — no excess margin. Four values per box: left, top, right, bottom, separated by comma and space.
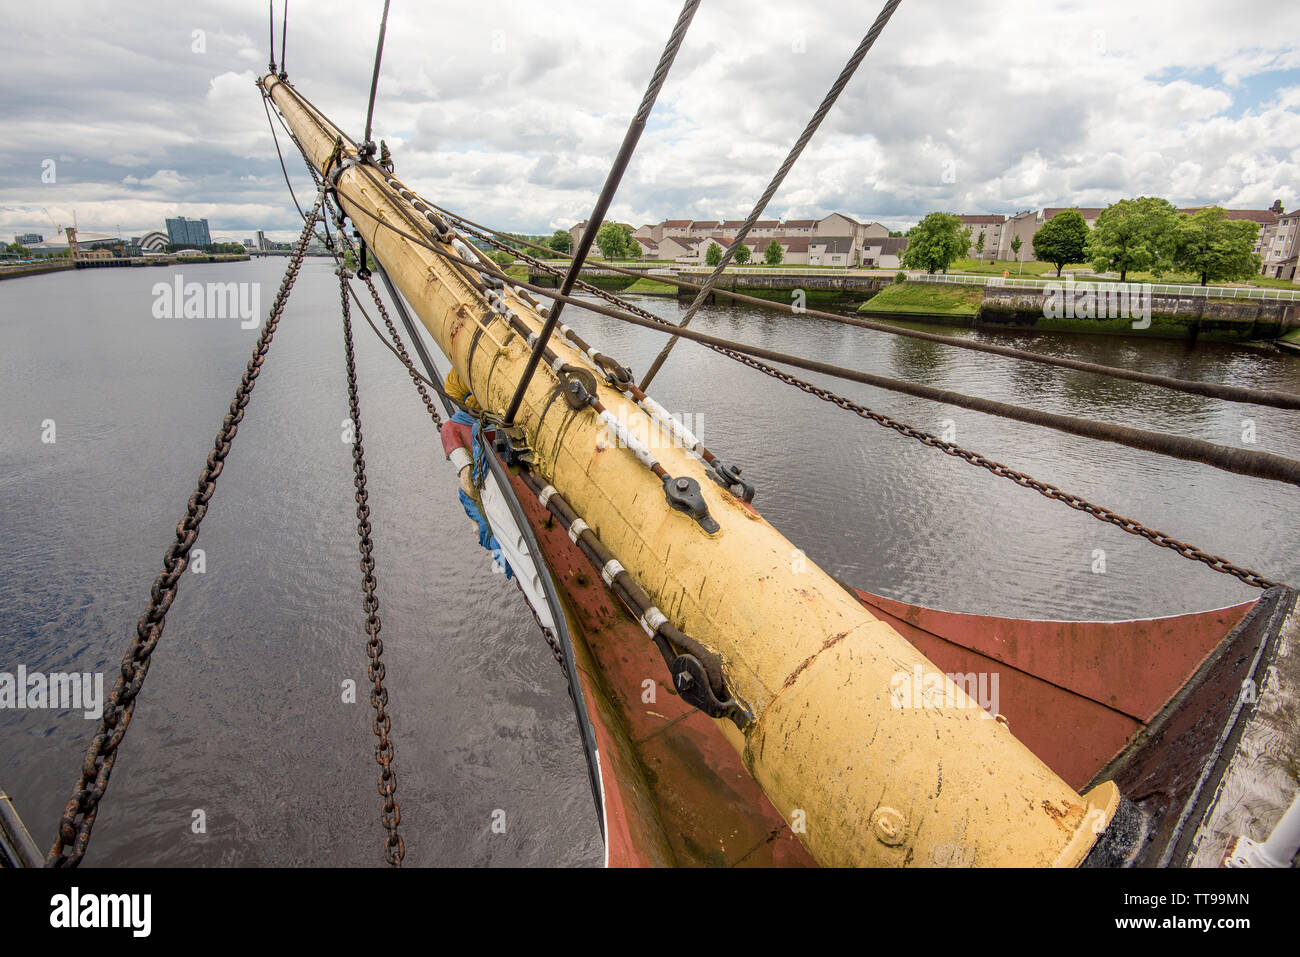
503, 460, 1279, 867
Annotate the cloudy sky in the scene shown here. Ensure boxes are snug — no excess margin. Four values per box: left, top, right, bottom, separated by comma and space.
3, 0, 1299, 243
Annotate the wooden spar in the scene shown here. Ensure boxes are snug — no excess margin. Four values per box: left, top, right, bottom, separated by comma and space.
261, 73, 1119, 866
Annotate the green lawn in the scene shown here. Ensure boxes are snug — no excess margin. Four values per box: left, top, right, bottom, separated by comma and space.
622, 277, 679, 295
950, 258, 1085, 278
858, 282, 984, 316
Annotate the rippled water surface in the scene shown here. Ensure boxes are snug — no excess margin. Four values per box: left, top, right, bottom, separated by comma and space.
1, 260, 1297, 865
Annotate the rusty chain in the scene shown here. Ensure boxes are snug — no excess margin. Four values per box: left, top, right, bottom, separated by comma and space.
359, 275, 443, 430
46, 197, 326, 867
337, 267, 405, 866
448, 217, 1280, 591
738, 357, 1281, 589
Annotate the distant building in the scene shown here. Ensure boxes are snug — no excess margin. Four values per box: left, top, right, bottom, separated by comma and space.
165, 216, 211, 247
809, 236, 855, 267
958, 215, 1005, 259
860, 237, 908, 268
256, 230, 268, 251
14, 233, 43, 245
139, 231, 169, 253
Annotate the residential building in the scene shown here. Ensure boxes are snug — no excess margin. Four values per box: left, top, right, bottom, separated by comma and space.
1262, 208, 1299, 281
995, 210, 1041, 262
660, 220, 693, 240
809, 237, 855, 267
959, 215, 1005, 259
770, 237, 810, 265
860, 237, 908, 268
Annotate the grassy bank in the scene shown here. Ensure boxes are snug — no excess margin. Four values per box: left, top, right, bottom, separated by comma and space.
858, 282, 984, 316
623, 277, 678, 295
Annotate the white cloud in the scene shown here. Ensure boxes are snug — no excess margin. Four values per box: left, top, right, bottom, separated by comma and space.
1, 0, 1298, 242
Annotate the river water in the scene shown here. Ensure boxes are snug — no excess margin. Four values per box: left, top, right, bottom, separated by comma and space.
1, 259, 1297, 865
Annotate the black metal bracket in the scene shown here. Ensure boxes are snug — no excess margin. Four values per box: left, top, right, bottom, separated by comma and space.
708, 461, 755, 503
354, 233, 372, 280
557, 366, 598, 410
492, 424, 534, 467
663, 476, 719, 534
670, 655, 753, 731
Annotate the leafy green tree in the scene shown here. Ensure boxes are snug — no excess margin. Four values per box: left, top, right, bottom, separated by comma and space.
627, 241, 643, 261
1173, 207, 1262, 286
1009, 235, 1023, 273
705, 241, 723, 267
1086, 197, 1179, 282
595, 222, 633, 260
901, 213, 969, 274
734, 242, 751, 265
491, 249, 514, 268
5, 242, 32, 257
1032, 209, 1089, 277
974, 231, 986, 259
764, 239, 784, 265
549, 229, 572, 256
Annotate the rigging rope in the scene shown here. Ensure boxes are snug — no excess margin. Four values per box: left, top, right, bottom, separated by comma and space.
268, 0, 277, 74
502, 0, 701, 426
639, 0, 904, 390
46, 195, 326, 867
362, 0, 392, 155
261, 77, 1286, 588
279, 0, 288, 78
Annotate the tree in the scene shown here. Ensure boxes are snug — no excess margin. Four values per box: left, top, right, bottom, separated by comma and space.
705, 241, 723, 267
1032, 209, 1089, 277
764, 239, 784, 265
594, 222, 633, 260
1173, 207, 1262, 285
734, 242, 751, 265
975, 231, 986, 260
548, 229, 572, 256
1009, 235, 1023, 273
491, 249, 514, 268
1086, 197, 1179, 282
5, 242, 32, 257
901, 212, 969, 274
627, 241, 643, 261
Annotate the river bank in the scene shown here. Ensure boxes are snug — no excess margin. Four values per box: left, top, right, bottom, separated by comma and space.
0, 253, 251, 282
861, 280, 1300, 343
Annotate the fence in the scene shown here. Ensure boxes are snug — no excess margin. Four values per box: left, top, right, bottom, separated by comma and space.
911, 271, 1300, 301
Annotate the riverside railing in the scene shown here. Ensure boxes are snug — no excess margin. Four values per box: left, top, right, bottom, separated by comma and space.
911, 271, 1300, 301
